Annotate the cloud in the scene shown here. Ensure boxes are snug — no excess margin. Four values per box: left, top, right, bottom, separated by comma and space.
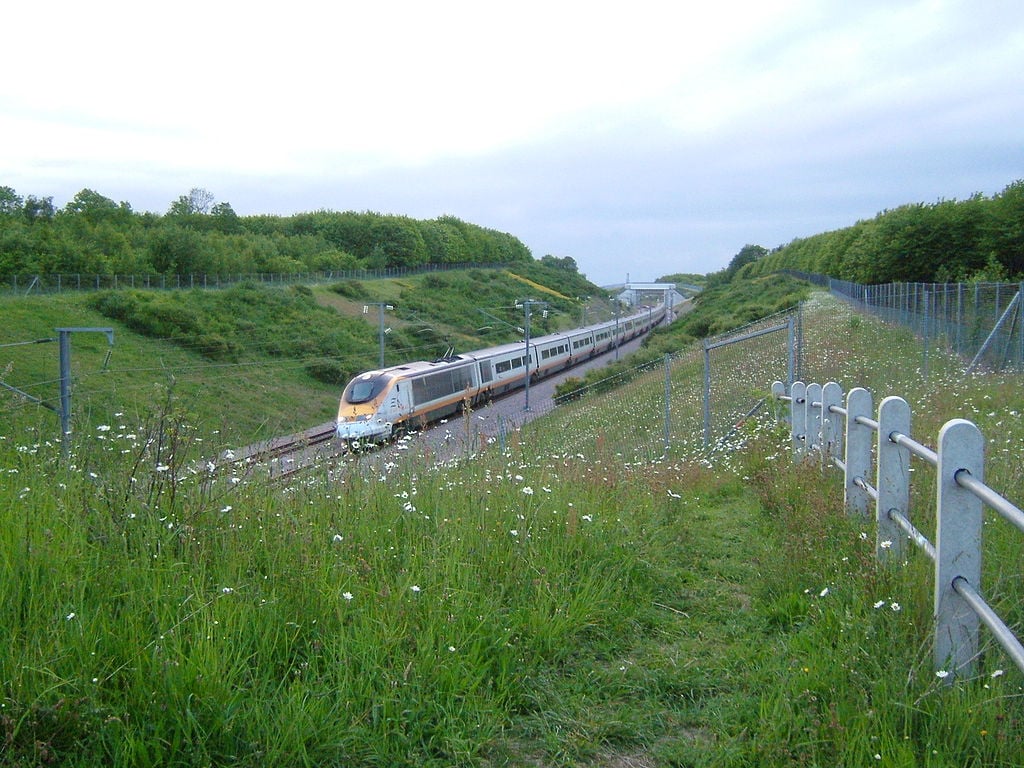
2, 0, 1022, 284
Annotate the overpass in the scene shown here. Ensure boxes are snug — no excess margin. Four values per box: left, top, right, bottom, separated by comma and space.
611, 282, 692, 308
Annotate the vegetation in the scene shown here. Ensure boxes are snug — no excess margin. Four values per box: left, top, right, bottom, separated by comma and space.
554, 272, 811, 401
1, 292, 1021, 767
0, 186, 532, 278
737, 179, 1024, 284
1, 267, 613, 447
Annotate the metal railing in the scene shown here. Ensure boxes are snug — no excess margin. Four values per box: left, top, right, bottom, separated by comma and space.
771, 379, 1024, 681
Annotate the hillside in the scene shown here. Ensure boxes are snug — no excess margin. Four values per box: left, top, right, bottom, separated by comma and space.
736, 179, 1024, 284
0, 265, 613, 447
2, 287, 1021, 766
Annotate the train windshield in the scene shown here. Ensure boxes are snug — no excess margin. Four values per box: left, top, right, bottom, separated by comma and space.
343, 374, 389, 404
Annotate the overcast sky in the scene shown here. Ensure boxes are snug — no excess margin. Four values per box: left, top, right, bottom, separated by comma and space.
3, 1, 1022, 285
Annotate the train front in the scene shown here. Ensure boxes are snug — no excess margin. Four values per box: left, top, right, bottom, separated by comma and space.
336, 370, 396, 443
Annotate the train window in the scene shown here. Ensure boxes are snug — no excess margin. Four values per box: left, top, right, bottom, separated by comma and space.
479, 360, 493, 383
344, 375, 388, 404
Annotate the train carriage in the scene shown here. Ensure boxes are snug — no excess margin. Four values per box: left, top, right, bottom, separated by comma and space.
336, 303, 668, 443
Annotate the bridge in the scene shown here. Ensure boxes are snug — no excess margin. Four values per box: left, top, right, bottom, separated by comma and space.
610, 282, 694, 308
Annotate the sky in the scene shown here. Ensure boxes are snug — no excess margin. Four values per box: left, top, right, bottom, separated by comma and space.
3, 0, 1023, 285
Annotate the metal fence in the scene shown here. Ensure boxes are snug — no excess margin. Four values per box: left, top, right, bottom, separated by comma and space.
771, 379, 1024, 681
2, 262, 511, 295
788, 271, 1024, 373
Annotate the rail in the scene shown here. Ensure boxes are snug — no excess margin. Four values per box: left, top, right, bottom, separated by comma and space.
771, 380, 1024, 681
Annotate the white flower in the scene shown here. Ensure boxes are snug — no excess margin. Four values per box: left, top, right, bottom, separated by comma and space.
522, 486, 534, 495
221, 505, 233, 513
156, 464, 170, 472
221, 587, 234, 594
880, 540, 893, 549
873, 600, 886, 609
667, 490, 681, 499
819, 587, 830, 597
890, 602, 901, 611
96, 425, 111, 432
410, 585, 421, 593
448, 646, 456, 652
936, 669, 950, 679
66, 612, 76, 621
342, 592, 354, 601
510, 530, 519, 537
991, 669, 1005, 678
582, 515, 593, 522
332, 534, 343, 543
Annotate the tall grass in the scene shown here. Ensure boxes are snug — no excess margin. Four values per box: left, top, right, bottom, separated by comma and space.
1, 290, 1022, 766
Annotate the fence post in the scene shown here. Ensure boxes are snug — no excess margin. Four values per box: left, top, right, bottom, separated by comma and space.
876, 396, 911, 561
820, 382, 843, 470
844, 387, 873, 518
934, 418, 984, 679
805, 382, 822, 454
663, 353, 671, 455
790, 381, 806, 459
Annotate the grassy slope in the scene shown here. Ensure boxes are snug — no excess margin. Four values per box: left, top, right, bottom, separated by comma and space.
1, 267, 613, 450
1, 278, 1021, 766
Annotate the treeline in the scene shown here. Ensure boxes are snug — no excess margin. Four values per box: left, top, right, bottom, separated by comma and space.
0, 186, 533, 277
737, 180, 1024, 284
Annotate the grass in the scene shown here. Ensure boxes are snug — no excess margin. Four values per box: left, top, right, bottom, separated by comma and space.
0, 269, 616, 454
1, 288, 1022, 766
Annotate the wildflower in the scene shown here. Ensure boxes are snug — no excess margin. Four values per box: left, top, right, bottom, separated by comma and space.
890, 602, 901, 611
410, 585, 421, 593
448, 646, 456, 652
880, 540, 893, 549
819, 587, 830, 597
96, 425, 111, 432
221, 587, 234, 594
522, 486, 534, 495
873, 600, 886, 609
582, 515, 593, 522
66, 612, 76, 621
510, 530, 519, 537
991, 669, 1004, 678
936, 669, 950, 679
221, 505, 233, 513
342, 592, 354, 601
332, 534, 343, 543
156, 464, 170, 472
667, 490, 681, 498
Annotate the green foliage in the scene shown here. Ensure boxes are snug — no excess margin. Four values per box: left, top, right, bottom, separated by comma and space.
742, 180, 1024, 283
0, 186, 534, 280
89, 283, 379, 366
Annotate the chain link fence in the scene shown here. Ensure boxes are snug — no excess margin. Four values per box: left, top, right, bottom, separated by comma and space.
2, 263, 511, 295
789, 271, 1024, 373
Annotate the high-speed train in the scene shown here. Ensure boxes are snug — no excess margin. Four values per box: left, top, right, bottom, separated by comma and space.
335, 304, 667, 442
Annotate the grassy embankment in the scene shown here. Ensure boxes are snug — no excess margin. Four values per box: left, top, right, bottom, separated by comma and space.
1, 281, 1022, 766
0, 265, 614, 449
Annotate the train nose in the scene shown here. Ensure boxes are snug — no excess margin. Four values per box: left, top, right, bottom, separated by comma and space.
335, 416, 392, 441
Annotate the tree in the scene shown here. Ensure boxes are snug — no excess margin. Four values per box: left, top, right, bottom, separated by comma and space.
22, 195, 55, 223
541, 254, 579, 272
62, 188, 119, 221
168, 187, 216, 216
0, 186, 23, 216
726, 244, 767, 279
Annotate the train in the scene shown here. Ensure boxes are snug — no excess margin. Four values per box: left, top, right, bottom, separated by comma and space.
335, 303, 668, 443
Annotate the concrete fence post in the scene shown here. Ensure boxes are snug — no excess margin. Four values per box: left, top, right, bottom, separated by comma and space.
820, 382, 843, 470
844, 387, 873, 519
790, 381, 807, 459
934, 419, 984, 679
805, 382, 822, 454
876, 396, 911, 561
